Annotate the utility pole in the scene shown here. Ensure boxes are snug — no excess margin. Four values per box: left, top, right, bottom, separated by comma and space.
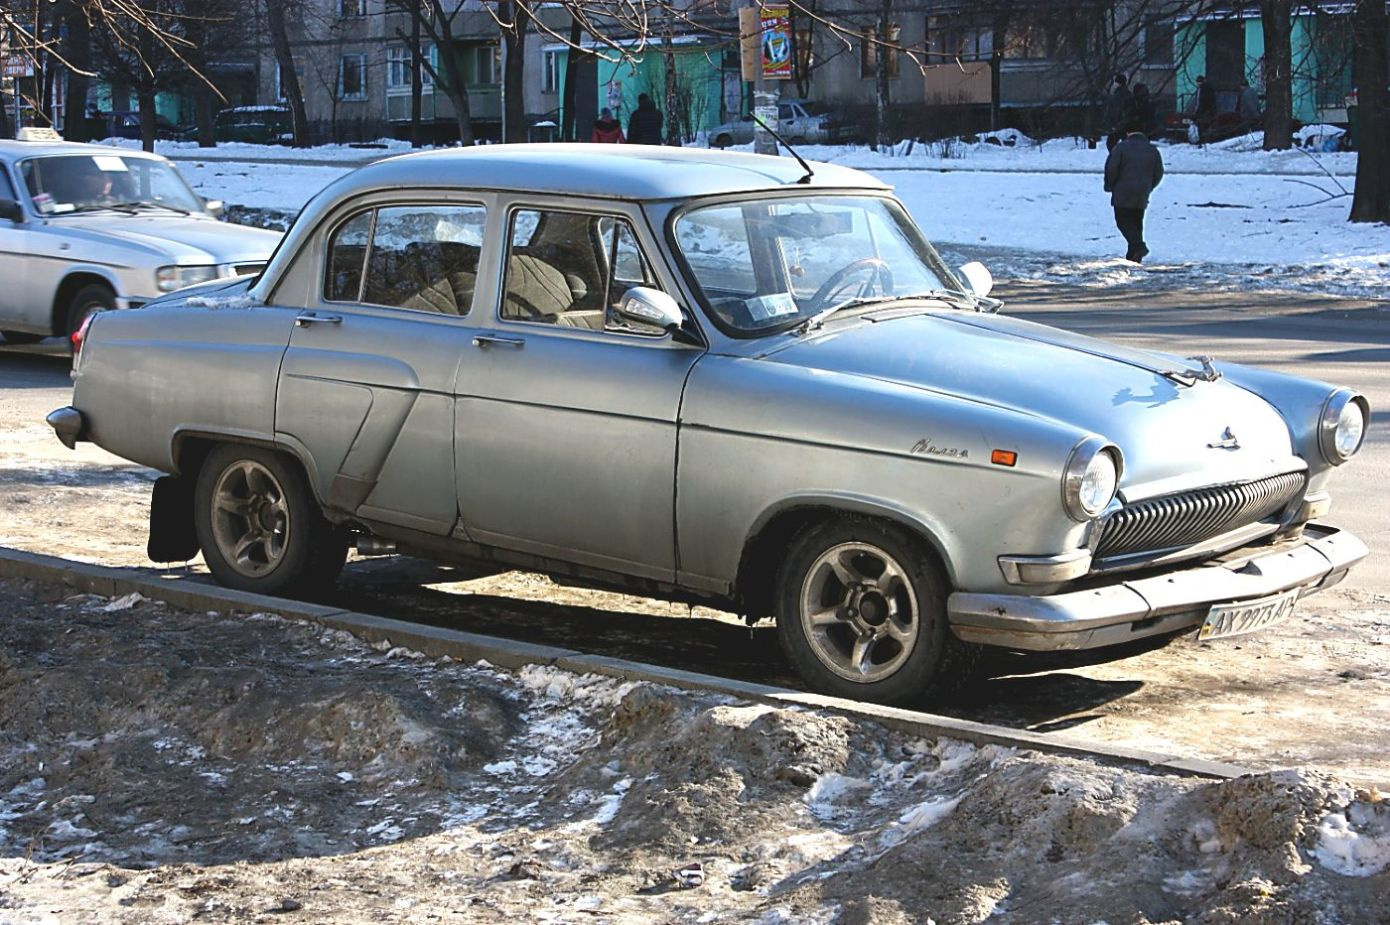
740, 1, 777, 155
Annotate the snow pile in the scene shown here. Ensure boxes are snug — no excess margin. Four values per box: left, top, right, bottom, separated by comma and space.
1313, 791, 1390, 876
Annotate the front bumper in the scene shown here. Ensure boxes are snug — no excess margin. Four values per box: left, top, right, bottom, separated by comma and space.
947, 525, 1366, 651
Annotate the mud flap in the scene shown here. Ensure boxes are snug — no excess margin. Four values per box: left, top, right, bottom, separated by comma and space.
148, 475, 199, 563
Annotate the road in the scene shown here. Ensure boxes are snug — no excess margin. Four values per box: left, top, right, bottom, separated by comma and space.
2, 281, 1388, 786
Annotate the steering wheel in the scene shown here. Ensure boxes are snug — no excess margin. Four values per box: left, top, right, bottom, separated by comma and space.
807, 257, 894, 313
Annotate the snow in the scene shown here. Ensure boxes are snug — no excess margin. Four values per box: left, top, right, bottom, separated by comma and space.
156, 134, 1389, 301
1312, 797, 1390, 877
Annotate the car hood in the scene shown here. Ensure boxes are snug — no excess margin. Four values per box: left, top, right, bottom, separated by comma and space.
759, 308, 1299, 496
51, 214, 280, 263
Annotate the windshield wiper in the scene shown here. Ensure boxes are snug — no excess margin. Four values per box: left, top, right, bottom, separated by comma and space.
793, 295, 902, 335
67, 203, 137, 215
893, 289, 1005, 313
109, 200, 191, 216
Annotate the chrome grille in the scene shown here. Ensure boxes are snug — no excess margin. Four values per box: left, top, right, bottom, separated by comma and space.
1095, 470, 1305, 560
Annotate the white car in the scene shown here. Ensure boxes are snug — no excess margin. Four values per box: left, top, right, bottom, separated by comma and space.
0, 137, 281, 344
708, 100, 836, 148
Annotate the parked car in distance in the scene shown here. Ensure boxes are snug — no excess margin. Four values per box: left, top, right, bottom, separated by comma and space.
96, 110, 192, 142
708, 99, 842, 148
48, 145, 1368, 707
213, 105, 293, 145
0, 136, 282, 343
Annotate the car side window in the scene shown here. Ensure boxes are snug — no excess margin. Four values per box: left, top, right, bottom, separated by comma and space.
324, 203, 485, 316
502, 208, 664, 335
0, 167, 16, 201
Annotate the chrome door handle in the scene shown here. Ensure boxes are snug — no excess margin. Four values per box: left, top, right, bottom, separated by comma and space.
295, 312, 343, 327
472, 334, 525, 349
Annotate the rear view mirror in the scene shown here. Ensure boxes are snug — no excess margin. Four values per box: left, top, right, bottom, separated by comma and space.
615, 287, 683, 332
957, 261, 994, 298
0, 198, 24, 223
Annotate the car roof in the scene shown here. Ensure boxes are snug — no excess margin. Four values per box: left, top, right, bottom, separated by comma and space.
0, 139, 169, 164
328, 143, 889, 202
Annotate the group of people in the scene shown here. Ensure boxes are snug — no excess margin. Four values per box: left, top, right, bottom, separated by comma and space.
591, 93, 664, 145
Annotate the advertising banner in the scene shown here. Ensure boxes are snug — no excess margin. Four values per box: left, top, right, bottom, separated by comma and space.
760, 4, 792, 80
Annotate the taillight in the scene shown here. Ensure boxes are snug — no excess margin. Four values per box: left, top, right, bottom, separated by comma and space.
71, 312, 96, 357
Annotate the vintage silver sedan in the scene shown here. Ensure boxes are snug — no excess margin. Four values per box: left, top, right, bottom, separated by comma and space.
0, 138, 280, 342
48, 145, 1368, 706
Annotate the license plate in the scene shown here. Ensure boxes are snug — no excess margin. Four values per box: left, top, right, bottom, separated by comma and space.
1198, 589, 1300, 641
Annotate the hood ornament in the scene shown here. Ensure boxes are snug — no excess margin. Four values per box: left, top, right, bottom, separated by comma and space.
1208, 427, 1240, 450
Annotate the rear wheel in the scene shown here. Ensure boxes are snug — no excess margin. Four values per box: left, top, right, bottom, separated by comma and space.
65, 283, 115, 339
774, 516, 977, 707
193, 444, 347, 596
713, 133, 733, 149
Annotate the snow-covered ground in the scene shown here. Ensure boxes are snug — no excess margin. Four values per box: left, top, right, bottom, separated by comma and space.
109, 129, 1390, 300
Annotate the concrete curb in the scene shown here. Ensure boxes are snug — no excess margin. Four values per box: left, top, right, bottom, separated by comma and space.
0, 546, 1254, 782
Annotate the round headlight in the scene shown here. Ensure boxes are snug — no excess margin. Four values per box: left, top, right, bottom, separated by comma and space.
1318, 390, 1368, 465
1063, 437, 1120, 522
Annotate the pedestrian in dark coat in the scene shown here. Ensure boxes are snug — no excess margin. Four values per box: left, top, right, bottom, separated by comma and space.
627, 93, 663, 145
1132, 82, 1155, 138
1103, 130, 1164, 263
591, 108, 625, 144
1104, 74, 1136, 151
1193, 75, 1217, 142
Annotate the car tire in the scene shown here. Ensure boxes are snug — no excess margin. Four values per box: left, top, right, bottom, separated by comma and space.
713, 133, 733, 149
65, 283, 116, 339
774, 516, 978, 707
194, 444, 348, 597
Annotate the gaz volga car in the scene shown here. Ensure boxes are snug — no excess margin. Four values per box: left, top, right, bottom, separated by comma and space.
0, 136, 281, 343
48, 145, 1368, 706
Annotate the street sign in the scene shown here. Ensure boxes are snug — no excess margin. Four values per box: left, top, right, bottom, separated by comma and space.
3, 57, 34, 78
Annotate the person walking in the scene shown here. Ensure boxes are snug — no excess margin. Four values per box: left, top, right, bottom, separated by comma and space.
1103, 74, 1135, 151
627, 93, 663, 145
591, 108, 625, 144
1104, 128, 1164, 263
1193, 75, 1217, 142
1237, 79, 1261, 132
1132, 82, 1156, 138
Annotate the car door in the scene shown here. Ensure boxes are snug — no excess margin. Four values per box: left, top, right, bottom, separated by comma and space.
274, 198, 491, 535
0, 163, 33, 330
452, 201, 705, 582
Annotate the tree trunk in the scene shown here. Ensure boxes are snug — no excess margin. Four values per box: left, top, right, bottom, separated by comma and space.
1350, 0, 1390, 223
410, 1, 423, 147
196, 87, 217, 147
62, 4, 92, 142
874, 1, 892, 150
989, 9, 1011, 134
265, 0, 310, 148
1260, 0, 1293, 150
561, 15, 582, 141
501, 2, 529, 143
663, 28, 679, 144
137, 88, 157, 152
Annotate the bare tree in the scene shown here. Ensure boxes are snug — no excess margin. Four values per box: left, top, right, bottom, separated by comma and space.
1350, 0, 1389, 222
1260, 0, 1294, 149
263, 0, 310, 147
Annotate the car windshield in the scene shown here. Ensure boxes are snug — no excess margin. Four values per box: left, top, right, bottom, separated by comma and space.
19, 153, 205, 216
674, 194, 961, 336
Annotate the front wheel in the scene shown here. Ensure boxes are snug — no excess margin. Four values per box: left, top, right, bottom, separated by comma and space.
65, 283, 116, 339
775, 517, 976, 707
193, 444, 347, 596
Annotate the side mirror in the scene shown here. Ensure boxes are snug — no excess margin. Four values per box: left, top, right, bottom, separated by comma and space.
957, 261, 994, 298
204, 199, 225, 218
615, 286, 684, 332
0, 199, 24, 223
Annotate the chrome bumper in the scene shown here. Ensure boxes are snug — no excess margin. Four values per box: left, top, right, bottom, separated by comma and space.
47, 405, 87, 449
948, 525, 1367, 651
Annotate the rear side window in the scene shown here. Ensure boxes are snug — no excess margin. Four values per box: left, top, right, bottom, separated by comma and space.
324, 203, 486, 316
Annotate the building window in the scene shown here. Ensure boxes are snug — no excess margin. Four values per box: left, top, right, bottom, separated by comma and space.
339, 54, 368, 101
341, 0, 366, 18
927, 14, 992, 62
859, 25, 900, 79
1142, 23, 1174, 67
387, 45, 434, 93
542, 48, 560, 94
474, 44, 500, 85
275, 60, 303, 102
